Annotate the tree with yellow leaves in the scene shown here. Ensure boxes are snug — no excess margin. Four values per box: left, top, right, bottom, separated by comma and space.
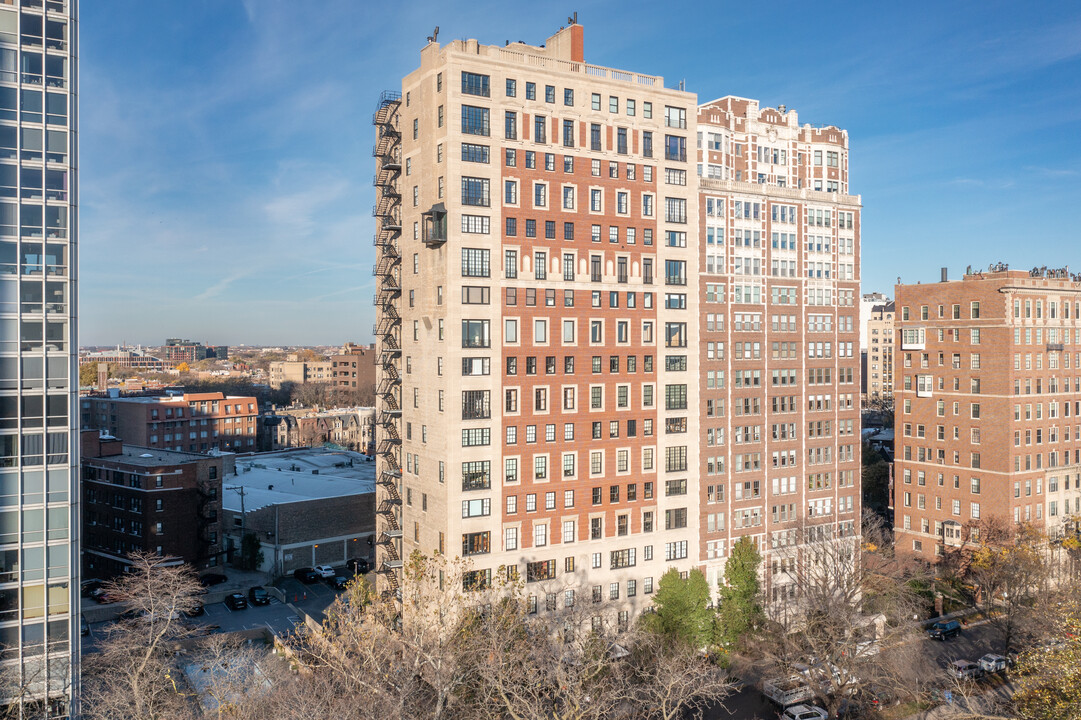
967, 520, 1047, 657
1012, 602, 1081, 720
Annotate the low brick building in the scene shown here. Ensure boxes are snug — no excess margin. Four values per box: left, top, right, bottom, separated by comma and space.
222, 448, 375, 575
265, 408, 376, 453
80, 391, 260, 454
81, 430, 226, 578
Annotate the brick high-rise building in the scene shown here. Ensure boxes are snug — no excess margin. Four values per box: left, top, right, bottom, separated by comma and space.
695, 98, 862, 602
894, 266, 1081, 560
865, 299, 895, 404
374, 23, 698, 617
373, 23, 862, 623
0, 2, 79, 714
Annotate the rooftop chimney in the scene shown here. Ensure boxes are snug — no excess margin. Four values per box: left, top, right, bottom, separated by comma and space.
940, 267, 948, 283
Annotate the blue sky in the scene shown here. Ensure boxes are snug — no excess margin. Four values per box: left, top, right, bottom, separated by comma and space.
80, 0, 1081, 345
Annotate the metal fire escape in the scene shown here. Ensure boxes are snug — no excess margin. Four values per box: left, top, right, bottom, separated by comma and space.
372, 91, 404, 597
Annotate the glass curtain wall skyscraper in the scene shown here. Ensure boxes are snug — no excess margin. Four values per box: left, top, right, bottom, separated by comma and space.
0, 0, 78, 717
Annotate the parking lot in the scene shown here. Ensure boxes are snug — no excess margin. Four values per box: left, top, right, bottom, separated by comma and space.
275, 575, 342, 621
196, 595, 300, 635
81, 567, 372, 655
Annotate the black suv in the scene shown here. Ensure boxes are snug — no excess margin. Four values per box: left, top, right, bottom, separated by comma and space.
224, 593, 247, 611
348, 558, 371, 575
293, 567, 320, 584
928, 619, 962, 640
248, 587, 271, 606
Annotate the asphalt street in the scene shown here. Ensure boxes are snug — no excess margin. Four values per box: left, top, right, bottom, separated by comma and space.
703, 622, 1005, 720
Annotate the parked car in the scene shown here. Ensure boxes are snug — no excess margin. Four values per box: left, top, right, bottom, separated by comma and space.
978, 653, 1010, 673
198, 573, 228, 587
781, 704, 829, 720
313, 565, 336, 579
948, 660, 983, 680
928, 619, 962, 640
183, 602, 205, 618
224, 593, 247, 611
89, 588, 116, 604
248, 587, 271, 606
293, 567, 320, 584
327, 575, 348, 591
348, 557, 371, 575
80, 579, 104, 597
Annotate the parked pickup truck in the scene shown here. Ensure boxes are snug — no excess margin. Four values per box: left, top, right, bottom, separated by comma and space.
762, 675, 816, 707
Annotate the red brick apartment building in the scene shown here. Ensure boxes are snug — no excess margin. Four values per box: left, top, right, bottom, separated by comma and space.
695, 98, 862, 599
80, 430, 226, 578
894, 267, 1081, 560
333, 342, 377, 392
80, 392, 259, 454
373, 20, 862, 619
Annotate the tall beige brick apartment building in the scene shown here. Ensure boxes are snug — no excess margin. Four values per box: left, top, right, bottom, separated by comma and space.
373, 22, 861, 621
894, 267, 1081, 560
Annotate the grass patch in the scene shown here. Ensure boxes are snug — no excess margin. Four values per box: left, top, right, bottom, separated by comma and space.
881, 700, 935, 719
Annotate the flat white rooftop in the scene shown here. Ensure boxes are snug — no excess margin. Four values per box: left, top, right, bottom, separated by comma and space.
223, 447, 375, 512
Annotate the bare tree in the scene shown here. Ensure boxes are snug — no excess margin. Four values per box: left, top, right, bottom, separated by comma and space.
282, 552, 734, 720
963, 520, 1048, 656
184, 634, 269, 720
752, 513, 928, 718
291, 553, 498, 720
626, 631, 734, 720
81, 553, 203, 720
463, 600, 634, 720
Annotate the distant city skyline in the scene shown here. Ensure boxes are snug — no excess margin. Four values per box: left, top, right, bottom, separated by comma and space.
81, 0, 1081, 345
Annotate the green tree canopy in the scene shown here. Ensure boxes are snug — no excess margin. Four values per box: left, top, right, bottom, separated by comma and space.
716, 536, 762, 648
642, 568, 714, 648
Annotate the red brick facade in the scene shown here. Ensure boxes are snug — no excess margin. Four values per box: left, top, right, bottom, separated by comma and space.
894, 269, 1081, 559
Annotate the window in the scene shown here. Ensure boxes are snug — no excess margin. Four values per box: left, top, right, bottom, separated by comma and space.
664, 135, 686, 162
664, 106, 687, 129
461, 71, 490, 97
461, 248, 490, 277
462, 320, 490, 348
461, 105, 490, 136
462, 177, 490, 206
534, 115, 547, 143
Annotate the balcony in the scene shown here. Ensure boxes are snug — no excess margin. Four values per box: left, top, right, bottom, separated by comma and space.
422, 203, 448, 247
